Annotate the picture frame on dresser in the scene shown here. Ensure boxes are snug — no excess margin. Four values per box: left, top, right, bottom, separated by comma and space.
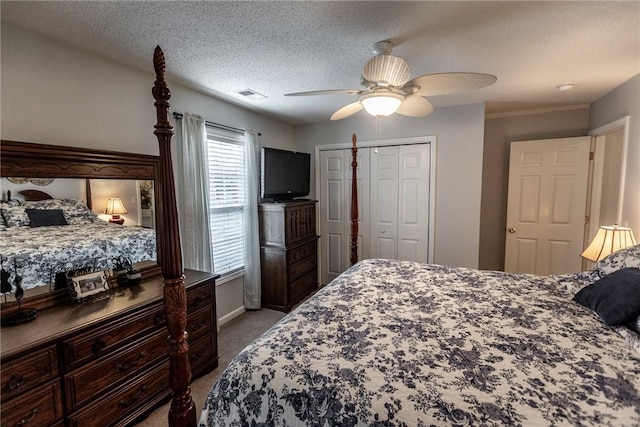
67, 269, 110, 303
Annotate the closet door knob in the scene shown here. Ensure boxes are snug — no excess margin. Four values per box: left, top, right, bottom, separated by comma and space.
508, 227, 516, 233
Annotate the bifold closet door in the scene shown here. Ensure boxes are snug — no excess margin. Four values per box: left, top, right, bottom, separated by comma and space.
318, 148, 370, 284
370, 144, 430, 262
319, 144, 429, 285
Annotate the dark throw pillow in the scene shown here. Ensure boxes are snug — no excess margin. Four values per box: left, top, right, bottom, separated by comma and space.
573, 267, 640, 325
25, 208, 68, 227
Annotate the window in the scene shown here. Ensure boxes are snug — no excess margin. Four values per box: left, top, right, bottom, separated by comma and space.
206, 126, 245, 276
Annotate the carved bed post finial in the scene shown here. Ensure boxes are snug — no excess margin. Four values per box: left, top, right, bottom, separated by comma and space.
350, 133, 359, 266
152, 45, 196, 427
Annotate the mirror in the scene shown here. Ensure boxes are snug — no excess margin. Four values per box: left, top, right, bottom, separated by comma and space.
0, 140, 162, 311
1, 178, 157, 301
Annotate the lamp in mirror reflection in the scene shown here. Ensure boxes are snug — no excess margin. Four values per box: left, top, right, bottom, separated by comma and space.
105, 198, 127, 225
581, 225, 637, 262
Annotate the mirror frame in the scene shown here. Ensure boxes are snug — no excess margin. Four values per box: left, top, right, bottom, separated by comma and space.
0, 139, 162, 312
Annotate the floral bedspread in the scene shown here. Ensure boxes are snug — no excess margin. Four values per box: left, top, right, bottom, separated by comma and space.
0, 222, 156, 290
200, 259, 640, 427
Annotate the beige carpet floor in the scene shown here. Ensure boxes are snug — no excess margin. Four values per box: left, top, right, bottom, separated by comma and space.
134, 308, 286, 426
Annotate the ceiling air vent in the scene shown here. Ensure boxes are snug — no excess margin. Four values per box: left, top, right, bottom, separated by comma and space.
235, 89, 267, 100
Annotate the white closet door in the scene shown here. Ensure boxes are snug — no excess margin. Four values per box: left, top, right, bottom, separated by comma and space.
319, 149, 348, 284
370, 144, 430, 262
397, 144, 430, 262
370, 146, 400, 259
319, 143, 430, 283
319, 148, 371, 284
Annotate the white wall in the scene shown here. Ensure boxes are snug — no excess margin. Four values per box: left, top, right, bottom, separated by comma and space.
1, 24, 297, 324
294, 103, 486, 268
589, 73, 640, 235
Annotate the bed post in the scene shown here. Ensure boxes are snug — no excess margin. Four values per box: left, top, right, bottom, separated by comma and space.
350, 133, 358, 265
152, 46, 197, 427
85, 179, 93, 210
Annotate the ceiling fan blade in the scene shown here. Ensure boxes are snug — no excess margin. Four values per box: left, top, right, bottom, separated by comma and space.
404, 72, 497, 97
330, 102, 363, 121
396, 95, 434, 117
285, 89, 362, 97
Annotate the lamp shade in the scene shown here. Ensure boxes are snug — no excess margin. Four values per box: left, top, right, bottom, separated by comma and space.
581, 225, 637, 262
359, 92, 404, 117
105, 198, 127, 215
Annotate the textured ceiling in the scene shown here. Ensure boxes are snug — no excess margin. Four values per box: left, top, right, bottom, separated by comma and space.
2, 1, 639, 125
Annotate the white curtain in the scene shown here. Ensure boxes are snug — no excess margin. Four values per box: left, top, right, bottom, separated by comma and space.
243, 130, 261, 309
175, 113, 214, 273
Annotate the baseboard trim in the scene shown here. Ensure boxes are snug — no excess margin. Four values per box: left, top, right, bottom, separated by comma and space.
218, 306, 246, 328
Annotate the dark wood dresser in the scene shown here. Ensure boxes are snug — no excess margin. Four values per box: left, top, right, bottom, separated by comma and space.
258, 200, 319, 312
0, 269, 218, 427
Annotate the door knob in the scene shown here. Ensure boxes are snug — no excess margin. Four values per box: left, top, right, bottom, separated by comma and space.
508, 227, 516, 233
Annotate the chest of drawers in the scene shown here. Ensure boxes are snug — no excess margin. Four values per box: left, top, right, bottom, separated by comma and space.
259, 200, 319, 312
1, 269, 218, 427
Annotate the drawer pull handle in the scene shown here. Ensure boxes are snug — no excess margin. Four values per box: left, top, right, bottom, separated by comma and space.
189, 320, 206, 332
117, 351, 148, 372
153, 312, 165, 324
92, 339, 107, 354
193, 296, 202, 307
16, 407, 38, 426
118, 384, 148, 408
190, 348, 207, 362
7, 374, 25, 390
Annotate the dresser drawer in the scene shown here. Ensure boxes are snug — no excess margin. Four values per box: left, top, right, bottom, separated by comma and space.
62, 304, 165, 371
187, 279, 214, 312
1, 379, 63, 427
187, 304, 214, 343
289, 269, 317, 306
67, 361, 170, 427
284, 204, 316, 244
287, 238, 317, 265
1, 345, 58, 401
189, 334, 217, 378
64, 329, 168, 412
288, 253, 317, 282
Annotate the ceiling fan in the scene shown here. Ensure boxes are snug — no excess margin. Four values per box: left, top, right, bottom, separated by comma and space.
285, 40, 497, 120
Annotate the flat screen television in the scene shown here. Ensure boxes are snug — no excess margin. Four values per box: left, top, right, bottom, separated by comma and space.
261, 147, 311, 201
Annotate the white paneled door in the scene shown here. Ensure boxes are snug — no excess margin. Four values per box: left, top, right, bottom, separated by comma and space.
319, 148, 370, 284
320, 143, 430, 285
370, 145, 430, 261
504, 137, 590, 275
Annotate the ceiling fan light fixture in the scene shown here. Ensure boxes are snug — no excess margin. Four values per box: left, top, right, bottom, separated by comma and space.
359, 92, 405, 117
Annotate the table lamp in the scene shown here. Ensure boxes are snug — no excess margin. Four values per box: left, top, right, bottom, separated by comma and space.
581, 225, 637, 262
105, 198, 127, 225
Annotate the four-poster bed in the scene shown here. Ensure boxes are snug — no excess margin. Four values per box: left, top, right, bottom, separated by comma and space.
143, 54, 636, 424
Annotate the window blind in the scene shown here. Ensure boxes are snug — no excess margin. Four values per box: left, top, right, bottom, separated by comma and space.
206, 127, 245, 276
